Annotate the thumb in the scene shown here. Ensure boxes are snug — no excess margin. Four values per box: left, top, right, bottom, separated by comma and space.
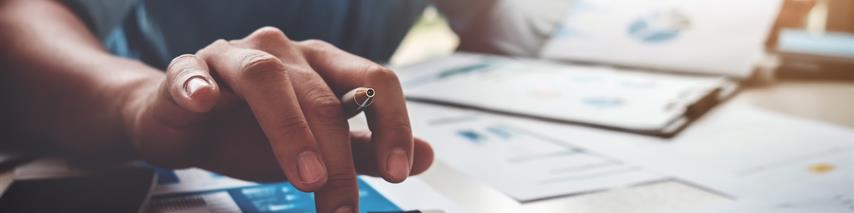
131, 54, 220, 167
150, 54, 220, 127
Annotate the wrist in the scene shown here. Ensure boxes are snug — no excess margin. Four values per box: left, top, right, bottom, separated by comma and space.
105, 59, 165, 159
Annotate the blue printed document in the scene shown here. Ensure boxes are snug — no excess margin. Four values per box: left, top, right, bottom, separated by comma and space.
146, 168, 461, 213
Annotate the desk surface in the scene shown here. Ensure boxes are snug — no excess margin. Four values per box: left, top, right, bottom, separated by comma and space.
1, 80, 851, 212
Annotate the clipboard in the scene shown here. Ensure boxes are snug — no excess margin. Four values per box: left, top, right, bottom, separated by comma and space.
396, 53, 739, 137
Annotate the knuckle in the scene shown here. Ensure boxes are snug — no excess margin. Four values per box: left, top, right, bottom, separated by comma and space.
366, 65, 400, 83
300, 39, 334, 50
324, 172, 358, 188
284, 65, 314, 76
167, 54, 201, 73
255, 26, 286, 37
309, 91, 342, 112
390, 120, 413, 133
238, 51, 287, 80
195, 39, 228, 57
212, 38, 229, 46
305, 88, 344, 120
275, 114, 312, 133
249, 26, 291, 46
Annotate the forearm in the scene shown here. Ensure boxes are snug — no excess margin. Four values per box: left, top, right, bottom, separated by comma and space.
0, 0, 161, 159
434, 0, 572, 56
433, 0, 498, 53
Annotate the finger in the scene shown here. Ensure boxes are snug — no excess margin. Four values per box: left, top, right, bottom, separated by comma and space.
154, 54, 220, 126
289, 66, 359, 213
132, 54, 221, 167
350, 131, 433, 177
299, 40, 414, 183
196, 40, 328, 191
196, 130, 435, 183
239, 27, 359, 213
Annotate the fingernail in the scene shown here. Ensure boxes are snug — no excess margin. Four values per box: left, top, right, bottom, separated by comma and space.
335, 205, 353, 213
386, 148, 410, 181
185, 77, 209, 97
297, 151, 326, 184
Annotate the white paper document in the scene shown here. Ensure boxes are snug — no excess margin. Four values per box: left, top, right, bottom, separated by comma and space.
408, 102, 667, 202
399, 53, 731, 134
696, 149, 854, 213
408, 99, 854, 209
619, 103, 854, 197
540, 0, 782, 77
502, 101, 854, 196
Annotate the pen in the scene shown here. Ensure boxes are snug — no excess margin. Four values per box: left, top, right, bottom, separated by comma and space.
341, 87, 375, 118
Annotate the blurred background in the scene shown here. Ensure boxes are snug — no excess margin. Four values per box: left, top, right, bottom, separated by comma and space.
393, 0, 853, 66
391, 0, 854, 129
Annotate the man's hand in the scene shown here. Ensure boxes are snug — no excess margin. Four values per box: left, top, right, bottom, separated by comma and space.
123, 27, 433, 213
2, 1, 430, 211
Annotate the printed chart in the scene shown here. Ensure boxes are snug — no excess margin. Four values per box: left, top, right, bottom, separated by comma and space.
148, 169, 400, 213
414, 108, 666, 202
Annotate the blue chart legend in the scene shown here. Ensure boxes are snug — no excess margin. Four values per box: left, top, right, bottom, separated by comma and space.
627, 10, 691, 43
